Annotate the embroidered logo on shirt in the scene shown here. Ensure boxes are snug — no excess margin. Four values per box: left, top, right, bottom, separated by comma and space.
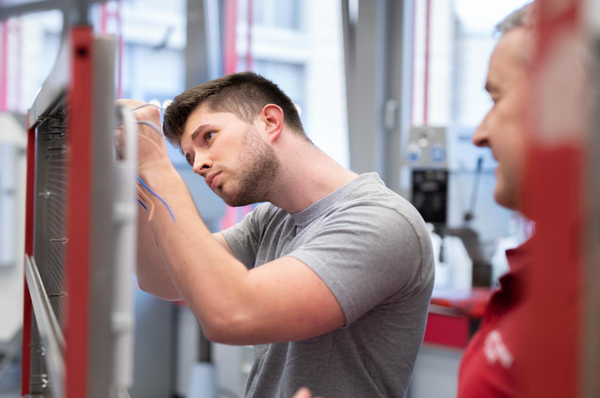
483, 330, 514, 369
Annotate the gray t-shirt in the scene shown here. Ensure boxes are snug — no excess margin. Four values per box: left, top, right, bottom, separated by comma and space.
222, 173, 434, 398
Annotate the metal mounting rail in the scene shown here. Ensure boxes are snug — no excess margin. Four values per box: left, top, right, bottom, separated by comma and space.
24, 254, 65, 398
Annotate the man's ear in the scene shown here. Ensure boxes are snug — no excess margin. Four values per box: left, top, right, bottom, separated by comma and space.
260, 104, 284, 143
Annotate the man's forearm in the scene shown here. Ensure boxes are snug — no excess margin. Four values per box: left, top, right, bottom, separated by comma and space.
140, 165, 251, 339
136, 211, 182, 300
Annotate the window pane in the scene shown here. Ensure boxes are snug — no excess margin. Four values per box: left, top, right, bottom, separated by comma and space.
240, 0, 302, 31
235, 0, 348, 166
2, 10, 62, 113
412, 0, 531, 127
90, 0, 187, 102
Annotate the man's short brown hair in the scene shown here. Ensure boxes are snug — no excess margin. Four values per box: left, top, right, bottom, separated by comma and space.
163, 71, 307, 148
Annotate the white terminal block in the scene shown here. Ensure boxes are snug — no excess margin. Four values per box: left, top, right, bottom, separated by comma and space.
110, 105, 139, 390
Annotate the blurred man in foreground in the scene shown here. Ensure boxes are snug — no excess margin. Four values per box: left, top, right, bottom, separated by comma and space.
457, 3, 535, 397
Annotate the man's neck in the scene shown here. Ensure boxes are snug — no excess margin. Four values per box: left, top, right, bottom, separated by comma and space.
267, 138, 358, 214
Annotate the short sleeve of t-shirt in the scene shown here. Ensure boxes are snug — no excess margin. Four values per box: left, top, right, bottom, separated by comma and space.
288, 205, 424, 326
221, 203, 273, 269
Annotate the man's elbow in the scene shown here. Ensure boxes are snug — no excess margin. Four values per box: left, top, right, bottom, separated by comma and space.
137, 279, 182, 301
201, 309, 253, 345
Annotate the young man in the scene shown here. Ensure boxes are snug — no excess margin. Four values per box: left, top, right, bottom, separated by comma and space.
120, 72, 434, 397
457, 4, 535, 397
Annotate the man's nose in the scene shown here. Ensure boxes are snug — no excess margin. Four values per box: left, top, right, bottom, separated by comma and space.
193, 154, 212, 177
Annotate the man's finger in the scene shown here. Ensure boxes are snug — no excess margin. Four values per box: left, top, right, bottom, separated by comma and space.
114, 125, 130, 160
292, 388, 312, 398
116, 98, 148, 109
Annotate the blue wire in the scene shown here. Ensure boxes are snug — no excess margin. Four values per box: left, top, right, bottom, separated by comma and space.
137, 199, 147, 210
136, 176, 176, 222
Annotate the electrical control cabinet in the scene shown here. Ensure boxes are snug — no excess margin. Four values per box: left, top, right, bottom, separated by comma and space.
22, 29, 137, 398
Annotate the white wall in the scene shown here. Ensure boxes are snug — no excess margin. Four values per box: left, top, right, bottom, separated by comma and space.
0, 122, 27, 343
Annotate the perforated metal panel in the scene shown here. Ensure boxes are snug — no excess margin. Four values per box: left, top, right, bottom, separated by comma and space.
33, 107, 69, 330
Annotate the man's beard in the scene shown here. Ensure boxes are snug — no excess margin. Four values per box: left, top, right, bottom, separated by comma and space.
220, 127, 280, 207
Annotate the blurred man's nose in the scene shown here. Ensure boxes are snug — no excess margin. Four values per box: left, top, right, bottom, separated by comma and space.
472, 113, 491, 148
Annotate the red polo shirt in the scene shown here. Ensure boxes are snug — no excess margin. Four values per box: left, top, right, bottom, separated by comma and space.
457, 239, 532, 398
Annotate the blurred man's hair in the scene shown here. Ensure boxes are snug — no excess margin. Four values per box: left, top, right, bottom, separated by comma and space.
163, 71, 308, 149
497, 2, 536, 34
496, 2, 536, 64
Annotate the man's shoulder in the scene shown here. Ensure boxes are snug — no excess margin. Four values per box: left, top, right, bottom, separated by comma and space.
250, 202, 290, 227
340, 175, 428, 232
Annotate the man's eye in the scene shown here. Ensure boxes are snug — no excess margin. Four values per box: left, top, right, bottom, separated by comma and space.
205, 131, 216, 141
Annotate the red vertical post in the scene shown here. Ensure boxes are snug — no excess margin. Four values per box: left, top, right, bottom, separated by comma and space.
100, 1, 123, 99
423, 0, 431, 125
223, 0, 238, 75
1, 20, 9, 111
100, 3, 109, 33
241, 0, 254, 218
21, 120, 36, 396
14, 18, 21, 110
525, 1, 582, 397
117, 0, 123, 99
246, 0, 253, 70
409, 0, 417, 126
65, 26, 94, 398
221, 0, 239, 229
